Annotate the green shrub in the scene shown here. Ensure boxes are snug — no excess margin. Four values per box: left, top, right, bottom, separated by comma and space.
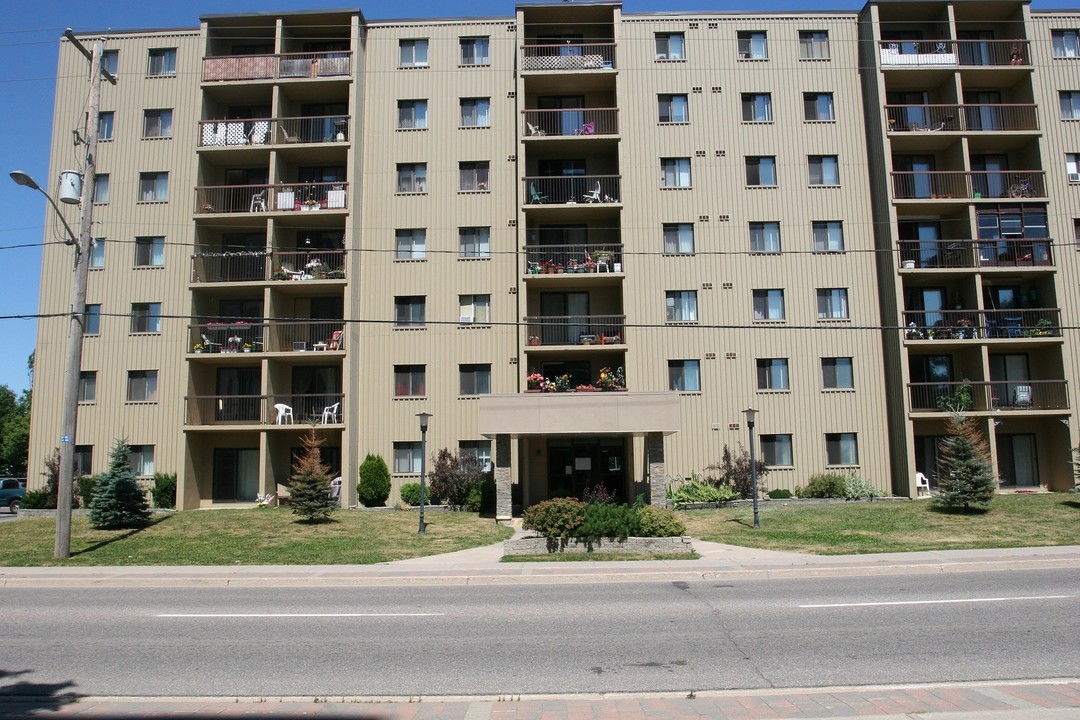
428, 449, 486, 510
637, 505, 686, 537
523, 497, 586, 541
22, 488, 51, 509
802, 473, 848, 498
399, 482, 422, 506
667, 477, 739, 506
768, 488, 793, 499
843, 474, 880, 501
704, 444, 769, 499
357, 453, 391, 507
574, 502, 640, 541
150, 472, 177, 509
78, 475, 100, 508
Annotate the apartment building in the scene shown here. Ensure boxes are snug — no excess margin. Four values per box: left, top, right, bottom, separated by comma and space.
29, 1, 1079, 515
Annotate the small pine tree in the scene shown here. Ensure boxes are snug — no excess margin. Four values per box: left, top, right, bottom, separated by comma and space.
357, 453, 391, 507
289, 428, 336, 522
933, 412, 997, 511
90, 439, 150, 529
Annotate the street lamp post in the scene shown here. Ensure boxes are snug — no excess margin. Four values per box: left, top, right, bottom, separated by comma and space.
743, 407, 760, 529
416, 412, 432, 534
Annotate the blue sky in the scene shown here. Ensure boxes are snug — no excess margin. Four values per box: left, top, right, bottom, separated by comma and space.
0, 0, 1072, 394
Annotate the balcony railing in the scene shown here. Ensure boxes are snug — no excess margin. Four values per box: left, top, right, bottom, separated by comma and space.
898, 240, 1053, 269
524, 315, 625, 346
879, 39, 1029, 67
524, 175, 621, 205
902, 308, 1061, 340
525, 243, 622, 275
908, 380, 1067, 413
195, 182, 348, 214
523, 108, 618, 137
190, 250, 346, 284
885, 104, 1038, 133
891, 171, 1045, 200
198, 115, 350, 147
202, 51, 352, 82
521, 43, 616, 71
185, 393, 345, 426
190, 320, 345, 354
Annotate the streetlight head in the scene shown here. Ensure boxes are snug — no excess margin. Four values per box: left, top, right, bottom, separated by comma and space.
743, 407, 758, 425
9, 170, 41, 191
416, 411, 432, 432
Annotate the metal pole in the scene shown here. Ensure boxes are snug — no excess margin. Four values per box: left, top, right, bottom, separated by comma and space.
418, 425, 427, 534
747, 418, 760, 529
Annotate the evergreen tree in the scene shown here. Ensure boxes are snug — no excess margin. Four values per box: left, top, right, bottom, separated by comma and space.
90, 438, 150, 529
289, 428, 336, 522
356, 453, 391, 507
933, 412, 997, 511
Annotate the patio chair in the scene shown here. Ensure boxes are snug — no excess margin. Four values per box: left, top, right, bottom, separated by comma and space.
582, 181, 602, 203
914, 471, 932, 498
529, 182, 548, 204
321, 402, 340, 424
279, 125, 302, 144
1013, 385, 1032, 408
526, 122, 546, 136
1004, 317, 1023, 338
200, 333, 222, 353
249, 192, 266, 212
274, 403, 294, 425
328, 329, 343, 350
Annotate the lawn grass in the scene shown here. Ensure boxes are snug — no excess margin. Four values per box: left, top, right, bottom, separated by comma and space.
0, 508, 513, 566
678, 493, 1080, 555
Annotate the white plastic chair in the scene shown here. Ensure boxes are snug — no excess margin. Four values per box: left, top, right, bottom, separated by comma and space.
527, 122, 546, 136
274, 403, 294, 425
915, 471, 931, 498
321, 402, 340, 424
1013, 385, 1032, 408
249, 192, 266, 212
582, 181, 602, 203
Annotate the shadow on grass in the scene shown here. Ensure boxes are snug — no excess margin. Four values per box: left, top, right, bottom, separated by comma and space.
0, 669, 83, 714
727, 517, 757, 529
928, 504, 991, 515
70, 513, 173, 558
1061, 500, 1080, 510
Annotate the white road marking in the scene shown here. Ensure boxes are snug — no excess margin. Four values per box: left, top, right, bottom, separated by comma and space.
158, 612, 445, 618
801, 594, 1073, 609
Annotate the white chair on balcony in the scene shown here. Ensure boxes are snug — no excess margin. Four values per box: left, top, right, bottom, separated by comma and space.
526, 122, 546, 136
274, 403, 294, 425
249, 192, 266, 212
582, 181, 602, 203
200, 333, 222, 353
321, 402, 340, 424
1013, 385, 1032, 408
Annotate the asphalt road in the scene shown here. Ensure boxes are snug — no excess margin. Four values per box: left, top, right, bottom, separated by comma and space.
5, 568, 1079, 698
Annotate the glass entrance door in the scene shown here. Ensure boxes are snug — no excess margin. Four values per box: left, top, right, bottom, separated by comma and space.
212, 448, 260, 501
997, 434, 1037, 487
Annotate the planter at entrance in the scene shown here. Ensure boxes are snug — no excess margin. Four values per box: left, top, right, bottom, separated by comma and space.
503, 535, 693, 557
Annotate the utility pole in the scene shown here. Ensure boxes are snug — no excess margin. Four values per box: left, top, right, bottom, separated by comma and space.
52, 33, 114, 559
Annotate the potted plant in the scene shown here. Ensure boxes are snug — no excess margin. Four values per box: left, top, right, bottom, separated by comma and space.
529, 335, 541, 346
527, 372, 544, 390
243, 342, 253, 353
192, 343, 204, 353
326, 268, 345, 279
271, 268, 288, 281
955, 318, 974, 338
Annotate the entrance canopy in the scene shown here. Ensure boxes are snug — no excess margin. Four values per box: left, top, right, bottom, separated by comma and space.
479, 392, 681, 438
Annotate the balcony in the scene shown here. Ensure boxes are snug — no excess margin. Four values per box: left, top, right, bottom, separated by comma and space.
185, 393, 345, 426
908, 380, 1068, 413
885, 104, 1038, 133
189, 320, 345, 354
523, 175, 621, 206
898, 240, 1053, 270
195, 182, 348, 215
524, 243, 623, 276
520, 43, 616, 72
192, 250, 346, 284
524, 315, 625, 347
902, 308, 1061, 341
198, 115, 350, 148
891, 171, 1045, 200
523, 108, 618, 137
878, 39, 1030, 67
202, 51, 352, 83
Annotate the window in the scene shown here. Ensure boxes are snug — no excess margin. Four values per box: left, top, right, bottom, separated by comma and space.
817, 288, 849, 319
809, 155, 840, 186
93, 174, 109, 204
127, 370, 158, 402
658, 94, 689, 123
138, 172, 168, 202
394, 365, 426, 397
459, 161, 490, 192
459, 294, 491, 324
459, 227, 490, 257
668, 359, 701, 392
804, 93, 835, 121
757, 358, 790, 390
745, 156, 777, 187
753, 289, 785, 320
741, 93, 773, 123
460, 97, 491, 127
799, 31, 830, 60
826, 433, 859, 466
665, 290, 698, 322
98, 111, 114, 141
1075, 217, 1080, 244
143, 109, 173, 138
134, 236, 165, 267
749, 222, 781, 254
737, 31, 768, 60
395, 229, 426, 259
394, 442, 423, 473
128, 445, 155, 476
102, 50, 119, 75
397, 100, 428, 130
460, 364, 492, 395
655, 32, 685, 60
86, 304, 101, 335
459, 440, 492, 472
146, 48, 176, 77
394, 296, 425, 326
74, 446, 93, 477
760, 434, 793, 466
399, 39, 429, 67
130, 302, 162, 333
397, 163, 427, 193
1060, 92, 1080, 120
78, 371, 96, 403
1051, 30, 1079, 58
1067, 153, 1080, 182
822, 357, 854, 389
90, 238, 106, 268
812, 221, 845, 252
663, 223, 694, 254
661, 157, 692, 188
460, 37, 489, 66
